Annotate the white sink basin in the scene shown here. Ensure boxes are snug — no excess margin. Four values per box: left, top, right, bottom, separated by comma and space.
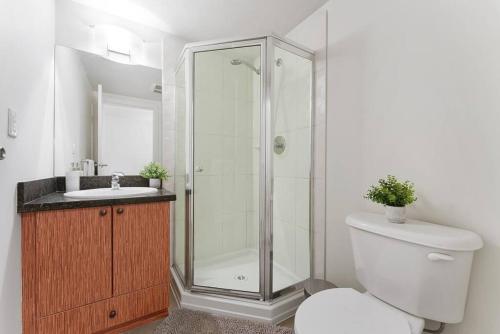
64, 187, 158, 199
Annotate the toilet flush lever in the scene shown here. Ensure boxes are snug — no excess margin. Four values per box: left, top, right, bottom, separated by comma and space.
427, 253, 454, 262
0, 147, 5, 160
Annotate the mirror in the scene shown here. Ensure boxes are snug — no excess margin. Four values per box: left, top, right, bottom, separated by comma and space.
54, 45, 162, 176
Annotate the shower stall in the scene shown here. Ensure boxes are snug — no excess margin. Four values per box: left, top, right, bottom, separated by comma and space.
172, 36, 314, 322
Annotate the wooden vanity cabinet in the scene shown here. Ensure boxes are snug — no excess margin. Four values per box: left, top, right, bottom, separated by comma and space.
22, 202, 170, 334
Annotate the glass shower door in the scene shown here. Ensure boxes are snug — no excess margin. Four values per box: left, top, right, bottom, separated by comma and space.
192, 44, 262, 294
271, 44, 313, 293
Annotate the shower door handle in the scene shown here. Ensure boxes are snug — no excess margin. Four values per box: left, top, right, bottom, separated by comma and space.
194, 166, 204, 173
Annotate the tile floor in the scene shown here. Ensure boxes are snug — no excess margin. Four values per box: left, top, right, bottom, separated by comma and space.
126, 290, 294, 333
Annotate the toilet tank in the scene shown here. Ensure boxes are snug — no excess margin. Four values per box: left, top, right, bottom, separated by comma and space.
346, 213, 483, 324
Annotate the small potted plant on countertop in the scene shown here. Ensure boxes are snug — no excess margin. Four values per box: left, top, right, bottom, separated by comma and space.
140, 162, 169, 189
364, 175, 417, 223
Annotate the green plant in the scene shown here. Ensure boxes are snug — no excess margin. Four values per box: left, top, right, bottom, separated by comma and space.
140, 162, 169, 180
364, 175, 417, 207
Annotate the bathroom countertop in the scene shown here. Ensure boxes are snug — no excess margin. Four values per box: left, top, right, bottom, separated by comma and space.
18, 189, 176, 213
17, 176, 176, 213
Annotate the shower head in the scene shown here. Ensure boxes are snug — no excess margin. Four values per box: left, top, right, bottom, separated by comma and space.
230, 58, 261, 75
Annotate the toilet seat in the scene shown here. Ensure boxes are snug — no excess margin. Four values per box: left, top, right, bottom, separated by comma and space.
295, 288, 413, 334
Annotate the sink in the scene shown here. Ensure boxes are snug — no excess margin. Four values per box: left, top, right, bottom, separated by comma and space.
64, 187, 158, 199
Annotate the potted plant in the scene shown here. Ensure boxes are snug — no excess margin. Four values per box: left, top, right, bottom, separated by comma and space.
140, 162, 169, 189
364, 175, 417, 223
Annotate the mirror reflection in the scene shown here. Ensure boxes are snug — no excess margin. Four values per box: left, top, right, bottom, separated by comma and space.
54, 45, 162, 176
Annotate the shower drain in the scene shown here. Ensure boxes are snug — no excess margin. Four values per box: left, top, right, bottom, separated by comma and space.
234, 275, 248, 281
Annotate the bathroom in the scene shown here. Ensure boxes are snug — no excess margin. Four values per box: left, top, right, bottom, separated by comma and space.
1, 0, 499, 333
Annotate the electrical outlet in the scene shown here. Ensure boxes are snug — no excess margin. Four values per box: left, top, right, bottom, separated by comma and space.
8, 108, 17, 138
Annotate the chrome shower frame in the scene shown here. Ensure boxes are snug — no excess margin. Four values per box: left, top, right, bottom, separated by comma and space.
172, 35, 315, 303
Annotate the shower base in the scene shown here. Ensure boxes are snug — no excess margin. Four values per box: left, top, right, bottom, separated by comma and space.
171, 249, 305, 324
194, 249, 300, 292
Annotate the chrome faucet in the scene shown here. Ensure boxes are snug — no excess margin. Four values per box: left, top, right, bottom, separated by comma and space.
111, 172, 125, 190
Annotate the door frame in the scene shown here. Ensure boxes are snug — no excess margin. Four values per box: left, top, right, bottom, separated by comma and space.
97, 92, 162, 175
186, 38, 266, 301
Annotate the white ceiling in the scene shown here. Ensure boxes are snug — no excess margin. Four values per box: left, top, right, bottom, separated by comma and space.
72, 0, 328, 42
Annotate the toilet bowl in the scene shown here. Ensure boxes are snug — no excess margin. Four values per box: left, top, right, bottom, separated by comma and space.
295, 288, 424, 334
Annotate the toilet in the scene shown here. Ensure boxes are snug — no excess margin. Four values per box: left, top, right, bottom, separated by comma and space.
295, 212, 483, 334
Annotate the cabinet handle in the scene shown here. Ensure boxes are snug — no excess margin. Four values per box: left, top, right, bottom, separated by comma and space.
109, 310, 117, 319
117, 208, 124, 214
99, 209, 107, 217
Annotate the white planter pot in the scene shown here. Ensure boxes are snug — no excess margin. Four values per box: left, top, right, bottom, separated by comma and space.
385, 206, 406, 223
149, 178, 161, 189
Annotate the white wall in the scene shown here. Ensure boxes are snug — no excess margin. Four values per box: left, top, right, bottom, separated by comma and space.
0, 0, 55, 332
54, 46, 93, 175
290, 0, 500, 332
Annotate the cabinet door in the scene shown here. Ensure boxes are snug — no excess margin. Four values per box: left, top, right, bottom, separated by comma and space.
36, 207, 113, 317
113, 202, 169, 295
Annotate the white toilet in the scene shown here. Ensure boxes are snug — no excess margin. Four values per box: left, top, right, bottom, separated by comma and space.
295, 212, 483, 334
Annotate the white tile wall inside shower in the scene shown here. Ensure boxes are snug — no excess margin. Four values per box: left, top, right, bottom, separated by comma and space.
193, 47, 261, 261
162, 34, 187, 192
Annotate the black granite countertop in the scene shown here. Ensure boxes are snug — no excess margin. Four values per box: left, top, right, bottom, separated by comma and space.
17, 176, 176, 213
18, 189, 176, 213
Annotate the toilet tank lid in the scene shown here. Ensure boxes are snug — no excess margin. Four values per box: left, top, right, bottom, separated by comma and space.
346, 213, 483, 251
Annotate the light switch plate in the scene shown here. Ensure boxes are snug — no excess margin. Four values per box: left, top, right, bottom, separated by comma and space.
8, 108, 17, 138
